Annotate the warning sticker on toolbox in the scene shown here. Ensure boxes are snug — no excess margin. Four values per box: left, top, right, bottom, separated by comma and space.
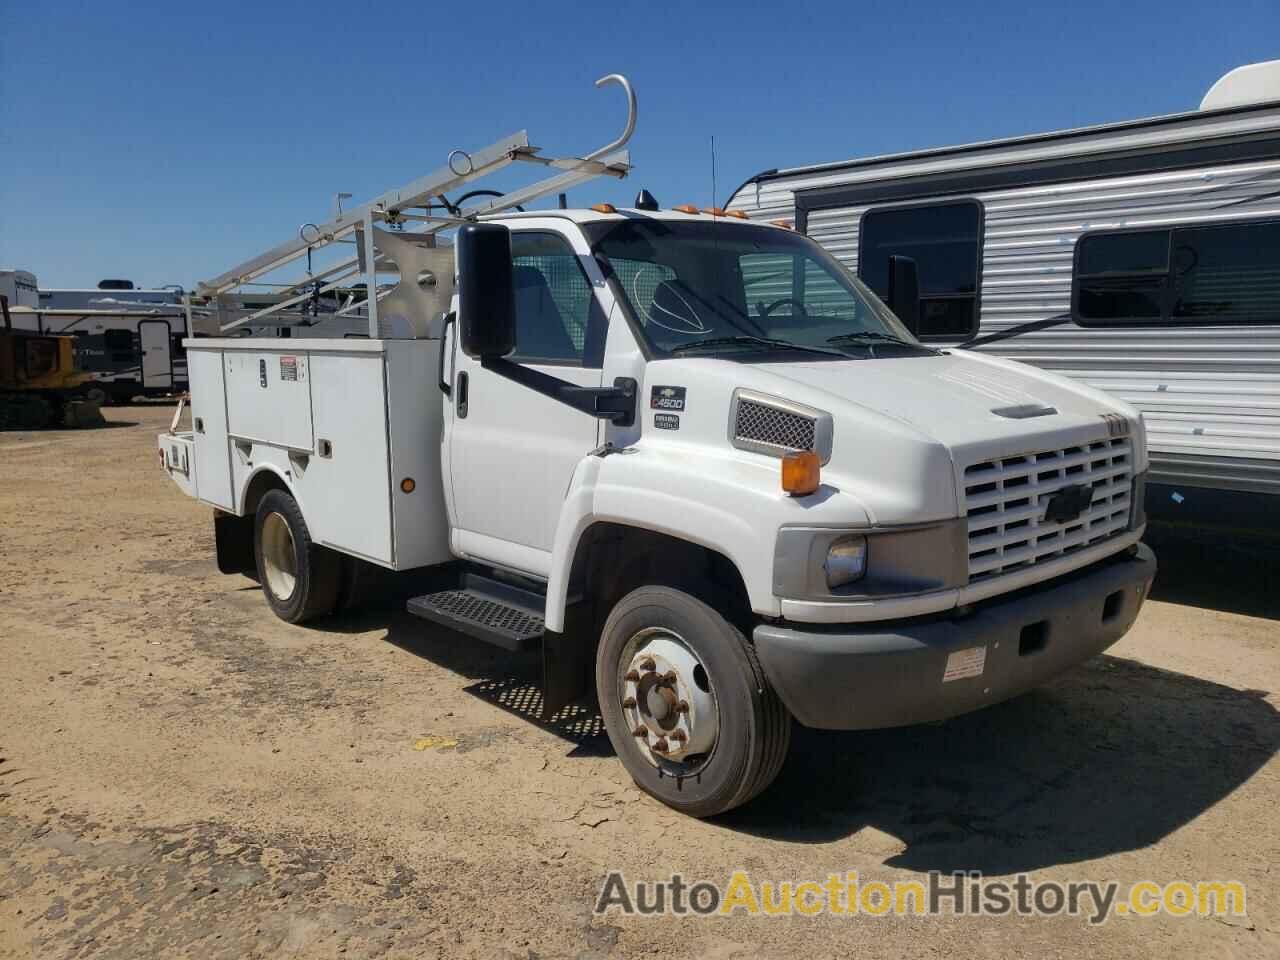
280, 356, 299, 381
942, 645, 987, 682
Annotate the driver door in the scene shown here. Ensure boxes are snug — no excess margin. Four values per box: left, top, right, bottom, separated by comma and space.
445, 223, 608, 576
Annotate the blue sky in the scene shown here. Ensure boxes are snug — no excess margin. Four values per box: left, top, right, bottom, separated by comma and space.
3, 0, 1277, 289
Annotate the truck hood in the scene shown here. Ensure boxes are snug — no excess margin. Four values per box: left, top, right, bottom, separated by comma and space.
762, 350, 1137, 461
638, 350, 1142, 526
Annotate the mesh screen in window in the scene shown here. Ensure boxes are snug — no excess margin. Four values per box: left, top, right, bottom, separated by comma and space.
510, 232, 599, 364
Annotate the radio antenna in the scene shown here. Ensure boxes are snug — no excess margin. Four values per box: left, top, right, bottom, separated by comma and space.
710, 135, 717, 208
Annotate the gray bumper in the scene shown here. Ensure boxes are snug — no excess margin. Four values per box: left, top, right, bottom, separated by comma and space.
754, 543, 1157, 730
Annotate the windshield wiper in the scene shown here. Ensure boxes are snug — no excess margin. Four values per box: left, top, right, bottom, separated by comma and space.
826, 331, 915, 347
669, 335, 847, 358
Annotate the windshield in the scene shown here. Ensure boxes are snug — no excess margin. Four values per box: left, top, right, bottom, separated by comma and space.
584, 219, 930, 360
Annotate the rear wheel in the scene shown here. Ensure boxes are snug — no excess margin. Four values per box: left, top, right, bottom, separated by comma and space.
596, 586, 791, 817
253, 489, 340, 623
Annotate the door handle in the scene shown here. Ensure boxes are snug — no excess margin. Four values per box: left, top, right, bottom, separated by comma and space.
438, 312, 455, 396
456, 371, 469, 418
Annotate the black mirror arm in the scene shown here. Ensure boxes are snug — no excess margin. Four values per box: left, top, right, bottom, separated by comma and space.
480, 357, 637, 427
956, 313, 1074, 350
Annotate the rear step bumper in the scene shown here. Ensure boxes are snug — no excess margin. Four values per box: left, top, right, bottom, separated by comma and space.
753, 543, 1157, 730
407, 573, 545, 651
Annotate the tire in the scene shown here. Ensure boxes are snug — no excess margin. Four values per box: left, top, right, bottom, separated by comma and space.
84, 386, 109, 407
17, 395, 51, 430
596, 586, 791, 818
253, 489, 341, 624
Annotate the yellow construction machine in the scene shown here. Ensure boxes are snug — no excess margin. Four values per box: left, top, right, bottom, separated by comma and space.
0, 294, 105, 429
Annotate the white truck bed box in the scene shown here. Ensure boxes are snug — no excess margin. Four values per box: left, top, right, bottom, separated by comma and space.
162, 337, 450, 571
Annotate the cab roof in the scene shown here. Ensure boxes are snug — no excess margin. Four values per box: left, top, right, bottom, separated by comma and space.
482, 207, 793, 228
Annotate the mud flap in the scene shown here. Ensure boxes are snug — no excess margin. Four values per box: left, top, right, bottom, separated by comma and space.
540, 602, 595, 720
214, 510, 256, 576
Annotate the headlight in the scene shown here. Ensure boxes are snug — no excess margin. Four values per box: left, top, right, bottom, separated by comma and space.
824, 536, 867, 588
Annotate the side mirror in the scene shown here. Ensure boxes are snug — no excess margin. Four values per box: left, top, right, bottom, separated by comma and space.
457, 223, 516, 359
887, 255, 920, 335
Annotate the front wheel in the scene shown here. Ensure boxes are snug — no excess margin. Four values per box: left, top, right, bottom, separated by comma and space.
253, 489, 340, 624
596, 586, 791, 817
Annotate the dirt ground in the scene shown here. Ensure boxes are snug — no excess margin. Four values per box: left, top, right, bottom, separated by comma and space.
1, 403, 1277, 959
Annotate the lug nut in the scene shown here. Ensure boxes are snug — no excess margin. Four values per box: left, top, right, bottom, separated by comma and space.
621, 696, 636, 709
653, 738, 669, 753
670, 729, 687, 743
675, 700, 689, 714
632, 724, 648, 737
639, 658, 656, 672
624, 670, 640, 682
661, 671, 678, 686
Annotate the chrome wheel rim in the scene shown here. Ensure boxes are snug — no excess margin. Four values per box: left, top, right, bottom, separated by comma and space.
261, 512, 297, 600
618, 627, 719, 773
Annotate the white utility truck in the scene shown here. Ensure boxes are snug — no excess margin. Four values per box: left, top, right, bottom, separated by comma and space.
159, 76, 1156, 817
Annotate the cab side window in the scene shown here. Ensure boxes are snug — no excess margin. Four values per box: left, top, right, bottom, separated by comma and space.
509, 232, 605, 367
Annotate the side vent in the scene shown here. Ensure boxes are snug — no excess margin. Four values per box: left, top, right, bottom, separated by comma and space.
729, 390, 833, 463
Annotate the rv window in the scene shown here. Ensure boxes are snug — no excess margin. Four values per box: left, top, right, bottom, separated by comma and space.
103, 328, 134, 351
1075, 218, 1280, 326
858, 201, 982, 339
508, 231, 605, 366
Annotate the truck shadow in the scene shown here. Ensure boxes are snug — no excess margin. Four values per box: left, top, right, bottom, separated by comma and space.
321, 576, 612, 754
326, 574, 1276, 872
1145, 523, 1280, 620
721, 654, 1278, 873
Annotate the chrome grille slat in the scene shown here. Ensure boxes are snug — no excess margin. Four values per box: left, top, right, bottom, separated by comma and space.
964, 436, 1133, 583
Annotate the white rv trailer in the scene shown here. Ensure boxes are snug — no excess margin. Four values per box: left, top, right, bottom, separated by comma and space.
12, 280, 191, 402
0, 270, 39, 309
157, 75, 1157, 817
10, 281, 364, 402
726, 61, 1280, 534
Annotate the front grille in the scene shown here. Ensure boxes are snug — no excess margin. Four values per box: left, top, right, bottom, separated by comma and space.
964, 436, 1132, 583
734, 399, 816, 454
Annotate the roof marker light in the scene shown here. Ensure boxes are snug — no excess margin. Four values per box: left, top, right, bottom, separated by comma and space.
770, 219, 794, 230
591, 203, 618, 214
725, 210, 750, 219
702, 207, 728, 216
673, 204, 700, 214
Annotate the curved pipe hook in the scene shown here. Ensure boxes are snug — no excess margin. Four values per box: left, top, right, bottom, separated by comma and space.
584, 73, 637, 162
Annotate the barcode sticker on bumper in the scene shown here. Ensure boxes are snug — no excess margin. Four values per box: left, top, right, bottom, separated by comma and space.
943, 646, 987, 682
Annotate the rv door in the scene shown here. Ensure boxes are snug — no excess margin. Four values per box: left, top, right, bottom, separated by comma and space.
139, 320, 173, 389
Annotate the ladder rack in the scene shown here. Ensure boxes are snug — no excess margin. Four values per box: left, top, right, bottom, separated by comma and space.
189, 74, 636, 338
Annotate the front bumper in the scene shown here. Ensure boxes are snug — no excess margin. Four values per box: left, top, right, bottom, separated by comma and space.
753, 543, 1156, 730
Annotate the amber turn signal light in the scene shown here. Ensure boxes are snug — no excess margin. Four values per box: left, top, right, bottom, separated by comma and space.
781, 450, 820, 496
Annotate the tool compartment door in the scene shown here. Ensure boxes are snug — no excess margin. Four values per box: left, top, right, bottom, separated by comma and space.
302, 351, 394, 564
187, 349, 234, 510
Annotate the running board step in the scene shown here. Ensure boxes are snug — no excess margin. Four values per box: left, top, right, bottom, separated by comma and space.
406, 573, 545, 652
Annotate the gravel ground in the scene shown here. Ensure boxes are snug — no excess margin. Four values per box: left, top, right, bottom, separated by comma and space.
1, 403, 1277, 959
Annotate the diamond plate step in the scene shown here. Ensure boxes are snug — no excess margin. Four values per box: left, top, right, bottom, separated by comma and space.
406, 573, 545, 652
